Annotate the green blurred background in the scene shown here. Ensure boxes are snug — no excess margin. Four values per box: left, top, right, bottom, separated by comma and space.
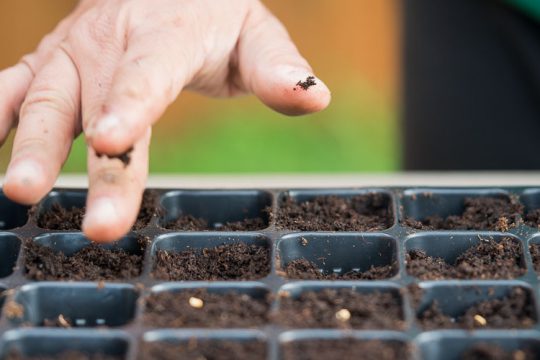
0, 0, 400, 173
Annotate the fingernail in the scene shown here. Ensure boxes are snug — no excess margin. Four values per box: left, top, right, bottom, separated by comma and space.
83, 197, 119, 229
93, 114, 121, 136
4, 160, 41, 187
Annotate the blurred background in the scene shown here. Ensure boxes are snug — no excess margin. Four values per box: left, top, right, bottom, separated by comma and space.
0, 1, 400, 173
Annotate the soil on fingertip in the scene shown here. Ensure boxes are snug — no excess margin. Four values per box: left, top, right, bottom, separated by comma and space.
144, 289, 270, 328
294, 76, 317, 91
152, 242, 270, 281
406, 237, 525, 280
275, 194, 393, 231
402, 197, 523, 231
138, 340, 267, 360
163, 214, 267, 231
95, 146, 134, 167
276, 288, 404, 329
36, 190, 159, 231
24, 238, 146, 281
282, 258, 397, 280
416, 287, 535, 330
281, 339, 411, 360
461, 343, 536, 360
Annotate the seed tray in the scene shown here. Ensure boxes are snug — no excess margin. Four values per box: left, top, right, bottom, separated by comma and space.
0, 188, 539, 359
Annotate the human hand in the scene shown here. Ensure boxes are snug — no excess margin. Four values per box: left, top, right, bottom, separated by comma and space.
1, 0, 331, 242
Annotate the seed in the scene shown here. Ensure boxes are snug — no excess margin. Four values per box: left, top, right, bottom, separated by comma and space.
189, 297, 204, 309
58, 314, 70, 328
514, 350, 526, 360
473, 314, 487, 326
301, 237, 309, 246
335, 309, 351, 322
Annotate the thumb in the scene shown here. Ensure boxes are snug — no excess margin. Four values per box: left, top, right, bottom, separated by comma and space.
237, 1, 331, 116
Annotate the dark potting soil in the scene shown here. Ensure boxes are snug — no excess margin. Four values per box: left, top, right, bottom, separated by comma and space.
36, 191, 158, 231
138, 340, 266, 360
275, 194, 392, 231
283, 258, 396, 280
295, 76, 317, 90
144, 289, 270, 328
163, 214, 266, 231
281, 339, 410, 360
5, 351, 121, 360
417, 287, 535, 330
406, 237, 525, 280
152, 242, 270, 281
276, 288, 404, 329
461, 343, 537, 360
525, 208, 540, 228
95, 146, 134, 167
402, 197, 523, 231
529, 243, 540, 274
37, 202, 84, 231
24, 238, 145, 281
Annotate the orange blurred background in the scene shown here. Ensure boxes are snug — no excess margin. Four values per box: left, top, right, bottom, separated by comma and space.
0, 0, 400, 173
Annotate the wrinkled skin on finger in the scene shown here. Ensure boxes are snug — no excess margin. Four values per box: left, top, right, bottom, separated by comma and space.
1, 0, 331, 242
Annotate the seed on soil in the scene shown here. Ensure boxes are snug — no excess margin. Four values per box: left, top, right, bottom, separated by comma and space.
416, 287, 535, 330
189, 296, 204, 309
335, 309, 351, 322
473, 314, 487, 326
276, 288, 404, 329
144, 289, 269, 328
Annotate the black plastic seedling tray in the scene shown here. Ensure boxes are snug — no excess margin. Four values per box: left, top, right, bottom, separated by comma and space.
0, 187, 539, 359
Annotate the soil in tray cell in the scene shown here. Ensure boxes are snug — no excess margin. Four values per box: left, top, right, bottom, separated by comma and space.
139, 340, 266, 360
281, 339, 410, 360
144, 289, 270, 328
275, 193, 393, 231
37, 191, 158, 231
525, 208, 540, 229
276, 288, 404, 329
461, 343, 537, 360
406, 237, 524, 280
24, 239, 145, 281
152, 242, 270, 281
529, 243, 540, 274
5, 352, 122, 360
283, 258, 397, 280
402, 197, 523, 231
417, 287, 535, 330
164, 214, 266, 231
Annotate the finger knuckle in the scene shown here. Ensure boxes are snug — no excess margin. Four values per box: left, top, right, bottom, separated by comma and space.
20, 87, 76, 120
15, 137, 48, 153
